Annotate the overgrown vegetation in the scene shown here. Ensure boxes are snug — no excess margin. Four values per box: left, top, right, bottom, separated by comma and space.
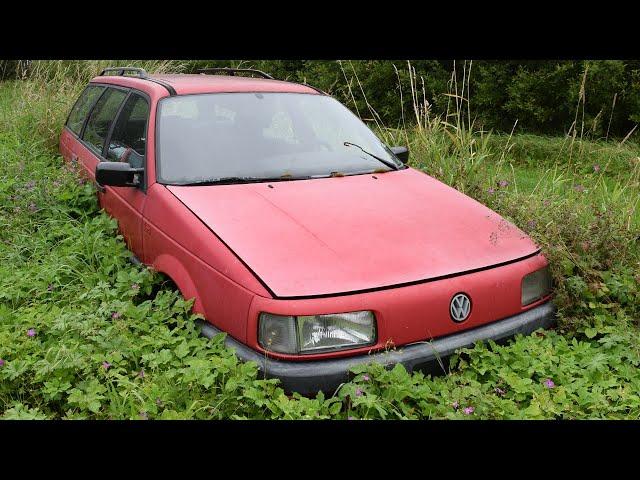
8, 59, 640, 138
0, 61, 638, 419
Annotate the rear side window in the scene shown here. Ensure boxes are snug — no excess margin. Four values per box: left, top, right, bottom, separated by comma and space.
66, 85, 105, 135
82, 88, 128, 156
106, 93, 149, 169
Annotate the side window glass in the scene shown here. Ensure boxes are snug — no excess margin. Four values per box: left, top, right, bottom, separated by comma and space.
66, 85, 105, 135
106, 93, 150, 169
82, 88, 128, 156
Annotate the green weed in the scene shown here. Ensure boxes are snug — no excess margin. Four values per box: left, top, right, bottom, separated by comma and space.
1, 62, 639, 419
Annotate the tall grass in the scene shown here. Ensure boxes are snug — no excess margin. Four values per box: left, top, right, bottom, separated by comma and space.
11, 60, 185, 150
339, 60, 639, 327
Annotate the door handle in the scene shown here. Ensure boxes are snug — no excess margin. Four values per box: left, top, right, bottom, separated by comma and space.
95, 181, 106, 193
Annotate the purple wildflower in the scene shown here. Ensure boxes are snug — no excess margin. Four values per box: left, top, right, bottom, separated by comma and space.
593, 164, 600, 173
139, 411, 148, 420
487, 187, 495, 194
138, 369, 145, 378
543, 199, 551, 207
574, 184, 585, 193
498, 180, 509, 188
452, 401, 459, 410
102, 361, 111, 370
131, 283, 140, 290
25, 180, 36, 190
463, 406, 474, 415
544, 378, 555, 389
495, 387, 506, 397
362, 375, 370, 382
527, 220, 537, 229
156, 398, 163, 407
47, 284, 54, 292
355, 388, 364, 397
111, 311, 121, 319
28, 203, 37, 213
0, 359, 5, 367
27, 328, 36, 337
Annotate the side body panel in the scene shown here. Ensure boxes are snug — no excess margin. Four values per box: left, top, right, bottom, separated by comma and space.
59, 82, 167, 260
59, 128, 75, 161
142, 183, 270, 343
60, 79, 269, 345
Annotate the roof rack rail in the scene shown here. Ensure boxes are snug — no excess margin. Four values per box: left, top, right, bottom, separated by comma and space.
97, 67, 177, 96
298, 82, 327, 95
99, 67, 149, 78
196, 67, 274, 80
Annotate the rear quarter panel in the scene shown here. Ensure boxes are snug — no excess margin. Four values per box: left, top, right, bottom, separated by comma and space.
59, 128, 75, 161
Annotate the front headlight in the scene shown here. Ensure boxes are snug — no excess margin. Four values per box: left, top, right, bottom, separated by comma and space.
521, 266, 553, 305
258, 311, 376, 354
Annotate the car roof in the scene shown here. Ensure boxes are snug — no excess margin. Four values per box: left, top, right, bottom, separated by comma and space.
90, 73, 321, 96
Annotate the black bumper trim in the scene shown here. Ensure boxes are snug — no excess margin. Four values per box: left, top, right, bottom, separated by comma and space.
199, 301, 556, 396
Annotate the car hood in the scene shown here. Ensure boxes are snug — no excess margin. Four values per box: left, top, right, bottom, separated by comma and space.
167, 168, 539, 298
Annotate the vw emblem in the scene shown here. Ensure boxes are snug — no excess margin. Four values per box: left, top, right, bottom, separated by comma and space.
450, 293, 471, 322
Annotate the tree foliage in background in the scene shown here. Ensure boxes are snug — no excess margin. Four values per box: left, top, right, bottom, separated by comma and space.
3, 59, 640, 138
181, 59, 640, 139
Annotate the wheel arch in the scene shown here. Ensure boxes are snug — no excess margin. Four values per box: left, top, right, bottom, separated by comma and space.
151, 253, 204, 313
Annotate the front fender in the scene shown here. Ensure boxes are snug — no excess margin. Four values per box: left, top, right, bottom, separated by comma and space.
152, 253, 204, 313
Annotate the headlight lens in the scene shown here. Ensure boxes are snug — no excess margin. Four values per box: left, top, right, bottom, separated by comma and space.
297, 311, 376, 353
258, 313, 297, 354
258, 311, 376, 354
521, 266, 553, 305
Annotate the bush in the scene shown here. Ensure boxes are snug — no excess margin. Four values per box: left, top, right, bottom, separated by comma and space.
178, 60, 640, 139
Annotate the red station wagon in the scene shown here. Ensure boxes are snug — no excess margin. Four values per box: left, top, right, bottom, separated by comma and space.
59, 67, 555, 394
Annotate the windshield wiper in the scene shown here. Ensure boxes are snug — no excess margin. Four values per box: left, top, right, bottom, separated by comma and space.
343, 141, 400, 171
175, 175, 312, 186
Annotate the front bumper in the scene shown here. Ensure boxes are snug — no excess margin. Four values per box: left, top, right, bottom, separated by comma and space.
200, 301, 556, 396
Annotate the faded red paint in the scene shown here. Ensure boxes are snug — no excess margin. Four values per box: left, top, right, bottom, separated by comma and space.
167, 168, 538, 298
60, 73, 551, 361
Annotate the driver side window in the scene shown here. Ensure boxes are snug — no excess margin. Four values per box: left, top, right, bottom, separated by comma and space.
106, 93, 149, 169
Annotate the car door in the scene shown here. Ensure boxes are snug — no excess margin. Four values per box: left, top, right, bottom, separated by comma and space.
77, 86, 148, 258
60, 84, 106, 170
79, 86, 128, 180
100, 91, 151, 257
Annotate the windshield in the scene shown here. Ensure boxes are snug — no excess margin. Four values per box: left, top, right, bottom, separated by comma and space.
156, 93, 403, 184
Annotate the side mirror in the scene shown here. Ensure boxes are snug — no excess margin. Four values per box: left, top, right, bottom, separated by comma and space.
390, 146, 409, 164
95, 162, 143, 188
